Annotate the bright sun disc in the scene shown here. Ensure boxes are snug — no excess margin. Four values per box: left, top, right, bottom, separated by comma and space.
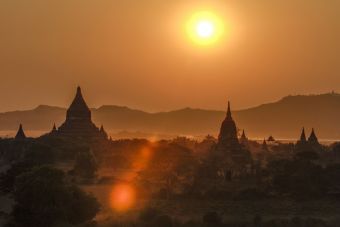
196, 20, 214, 38
186, 11, 225, 46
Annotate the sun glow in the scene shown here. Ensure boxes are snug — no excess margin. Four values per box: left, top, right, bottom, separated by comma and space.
186, 11, 225, 46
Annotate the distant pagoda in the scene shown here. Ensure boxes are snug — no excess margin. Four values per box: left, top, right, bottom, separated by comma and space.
216, 102, 241, 152
296, 127, 307, 146
239, 129, 249, 146
308, 128, 320, 146
262, 139, 269, 151
295, 127, 321, 152
50, 87, 108, 140
15, 124, 26, 140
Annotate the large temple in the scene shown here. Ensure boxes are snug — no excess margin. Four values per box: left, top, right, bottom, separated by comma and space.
214, 102, 252, 179
216, 102, 242, 152
46, 87, 108, 140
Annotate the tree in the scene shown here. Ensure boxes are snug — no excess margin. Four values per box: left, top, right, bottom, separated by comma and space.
0, 161, 34, 193
73, 148, 98, 178
7, 166, 100, 227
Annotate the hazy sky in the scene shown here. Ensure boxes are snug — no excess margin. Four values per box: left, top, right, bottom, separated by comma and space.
0, 0, 339, 112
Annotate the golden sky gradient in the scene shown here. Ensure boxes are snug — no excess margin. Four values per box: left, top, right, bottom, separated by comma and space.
0, 0, 340, 112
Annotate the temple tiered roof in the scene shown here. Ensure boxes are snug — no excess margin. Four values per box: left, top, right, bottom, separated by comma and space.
52, 87, 108, 140
216, 102, 240, 151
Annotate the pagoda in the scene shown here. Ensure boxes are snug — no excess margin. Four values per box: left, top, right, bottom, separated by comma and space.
308, 128, 320, 146
296, 127, 307, 145
213, 102, 252, 180
15, 124, 26, 140
262, 139, 269, 151
239, 129, 249, 146
51, 87, 108, 140
216, 102, 241, 152
295, 127, 321, 152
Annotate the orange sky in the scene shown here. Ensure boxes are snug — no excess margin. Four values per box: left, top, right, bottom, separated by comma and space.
0, 0, 339, 112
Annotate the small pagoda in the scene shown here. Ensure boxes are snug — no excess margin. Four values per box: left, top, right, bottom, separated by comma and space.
295, 127, 321, 152
15, 124, 26, 140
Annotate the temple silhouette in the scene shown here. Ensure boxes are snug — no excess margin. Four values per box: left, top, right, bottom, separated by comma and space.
214, 102, 252, 179
295, 127, 321, 152
39, 87, 108, 140
14, 124, 26, 140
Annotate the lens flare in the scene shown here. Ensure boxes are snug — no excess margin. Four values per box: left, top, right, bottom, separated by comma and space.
110, 183, 136, 212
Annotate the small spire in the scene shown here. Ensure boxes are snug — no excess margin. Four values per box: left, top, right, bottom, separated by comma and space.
308, 128, 319, 144
15, 124, 26, 140
99, 124, 108, 139
226, 101, 232, 120
51, 123, 57, 134
76, 86, 82, 97
240, 130, 247, 140
262, 138, 268, 151
300, 127, 307, 142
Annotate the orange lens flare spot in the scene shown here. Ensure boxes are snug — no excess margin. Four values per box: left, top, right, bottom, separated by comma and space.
110, 184, 136, 212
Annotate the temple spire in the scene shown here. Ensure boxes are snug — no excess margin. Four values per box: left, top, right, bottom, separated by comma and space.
76, 86, 82, 98
51, 123, 57, 134
239, 129, 248, 145
15, 124, 26, 140
308, 128, 319, 144
300, 127, 307, 142
262, 138, 268, 151
100, 124, 108, 139
241, 130, 246, 139
226, 101, 232, 120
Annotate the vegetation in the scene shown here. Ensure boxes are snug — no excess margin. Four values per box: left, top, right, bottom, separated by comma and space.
6, 166, 100, 227
1, 136, 340, 226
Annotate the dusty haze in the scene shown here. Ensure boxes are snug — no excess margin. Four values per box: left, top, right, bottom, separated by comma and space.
1, 0, 340, 112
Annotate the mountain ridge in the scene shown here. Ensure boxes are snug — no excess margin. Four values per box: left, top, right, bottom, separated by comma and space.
1, 92, 340, 139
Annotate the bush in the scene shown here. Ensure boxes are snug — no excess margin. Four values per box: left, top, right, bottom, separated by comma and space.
0, 161, 34, 193
6, 166, 100, 227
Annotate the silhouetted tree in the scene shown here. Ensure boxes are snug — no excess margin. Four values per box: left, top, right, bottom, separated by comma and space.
73, 148, 98, 178
6, 166, 100, 227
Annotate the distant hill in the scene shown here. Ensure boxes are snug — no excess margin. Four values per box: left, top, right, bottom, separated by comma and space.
1, 93, 340, 140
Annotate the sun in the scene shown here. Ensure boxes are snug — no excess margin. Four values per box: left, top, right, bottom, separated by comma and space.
196, 20, 214, 38
186, 11, 225, 46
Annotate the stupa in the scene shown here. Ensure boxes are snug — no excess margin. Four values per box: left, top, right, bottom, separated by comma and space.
216, 102, 242, 152
52, 87, 108, 140
15, 124, 26, 140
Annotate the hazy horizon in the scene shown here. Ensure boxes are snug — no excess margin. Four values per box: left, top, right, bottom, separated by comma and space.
0, 90, 338, 113
1, 0, 340, 112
